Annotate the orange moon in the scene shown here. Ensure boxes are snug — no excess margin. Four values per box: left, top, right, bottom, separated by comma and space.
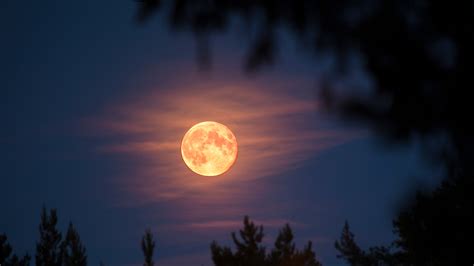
181, 121, 238, 176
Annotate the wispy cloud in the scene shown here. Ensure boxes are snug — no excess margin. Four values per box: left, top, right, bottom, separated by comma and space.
82, 75, 361, 265
184, 218, 305, 230
86, 80, 357, 205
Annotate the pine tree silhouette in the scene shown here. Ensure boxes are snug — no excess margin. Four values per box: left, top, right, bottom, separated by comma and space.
335, 221, 403, 266
61, 223, 87, 266
1, 234, 30, 266
141, 229, 155, 266
0, 234, 12, 264
211, 216, 266, 266
292, 241, 321, 266
392, 171, 473, 265
269, 224, 322, 266
36, 207, 62, 266
7, 207, 90, 266
231, 216, 266, 266
211, 216, 321, 266
334, 221, 371, 266
268, 224, 295, 265
335, 169, 473, 265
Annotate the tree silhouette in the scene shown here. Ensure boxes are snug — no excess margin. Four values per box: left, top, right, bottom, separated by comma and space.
211, 216, 266, 266
4, 208, 89, 266
0, 234, 13, 264
61, 223, 87, 266
141, 229, 155, 266
336, 169, 473, 265
34, 207, 88, 266
36, 207, 63, 266
268, 224, 295, 265
392, 169, 473, 265
334, 222, 367, 266
211, 216, 321, 266
335, 221, 401, 266
269, 224, 321, 266
0, 234, 30, 266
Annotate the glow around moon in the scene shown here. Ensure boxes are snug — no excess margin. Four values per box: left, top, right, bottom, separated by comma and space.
181, 121, 238, 176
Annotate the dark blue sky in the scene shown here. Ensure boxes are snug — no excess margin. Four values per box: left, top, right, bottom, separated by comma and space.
1, 1, 441, 265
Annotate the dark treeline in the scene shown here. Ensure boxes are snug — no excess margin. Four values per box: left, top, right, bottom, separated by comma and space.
211, 216, 321, 266
1, 207, 87, 266
135, 0, 474, 265
1, 207, 157, 266
4, 200, 471, 265
2, 209, 322, 266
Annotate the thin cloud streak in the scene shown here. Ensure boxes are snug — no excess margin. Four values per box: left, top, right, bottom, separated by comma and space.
153, 218, 306, 233
187, 219, 306, 230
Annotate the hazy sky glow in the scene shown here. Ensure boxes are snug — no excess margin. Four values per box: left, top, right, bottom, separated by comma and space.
1, 1, 440, 265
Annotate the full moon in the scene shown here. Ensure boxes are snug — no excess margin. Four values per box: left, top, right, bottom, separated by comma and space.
181, 121, 238, 176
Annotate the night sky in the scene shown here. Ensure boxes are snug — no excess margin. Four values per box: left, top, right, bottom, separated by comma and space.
2, 1, 441, 265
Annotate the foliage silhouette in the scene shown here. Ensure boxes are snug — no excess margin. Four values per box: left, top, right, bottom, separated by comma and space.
34, 207, 88, 266
334, 222, 367, 265
211, 216, 321, 266
335, 221, 401, 266
1, 234, 14, 264
135, 0, 474, 171
4, 207, 163, 266
61, 223, 87, 266
211, 216, 266, 266
141, 229, 155, 266
137, 1, 474, 265
335, 168, 473, 265
36, 207, 63, 266
3, 208, 89, 266
392, 169, 473, 265
0, 234, 31, 266
268, 224, 321, 266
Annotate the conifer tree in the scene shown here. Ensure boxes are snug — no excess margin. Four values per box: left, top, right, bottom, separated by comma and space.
1, 233, 31, 266
61, 223, 87, 266
211, 216, 266, 266
211, 216, 321, 266
141, 229, 155, 266
335, 221, 400, 266
292, 241, 322, 266
334, 221, 367, 265
268, 224, 321, 266
268, 224, 295, 265
35, 207, 62, 266
0, 234, 13, 264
